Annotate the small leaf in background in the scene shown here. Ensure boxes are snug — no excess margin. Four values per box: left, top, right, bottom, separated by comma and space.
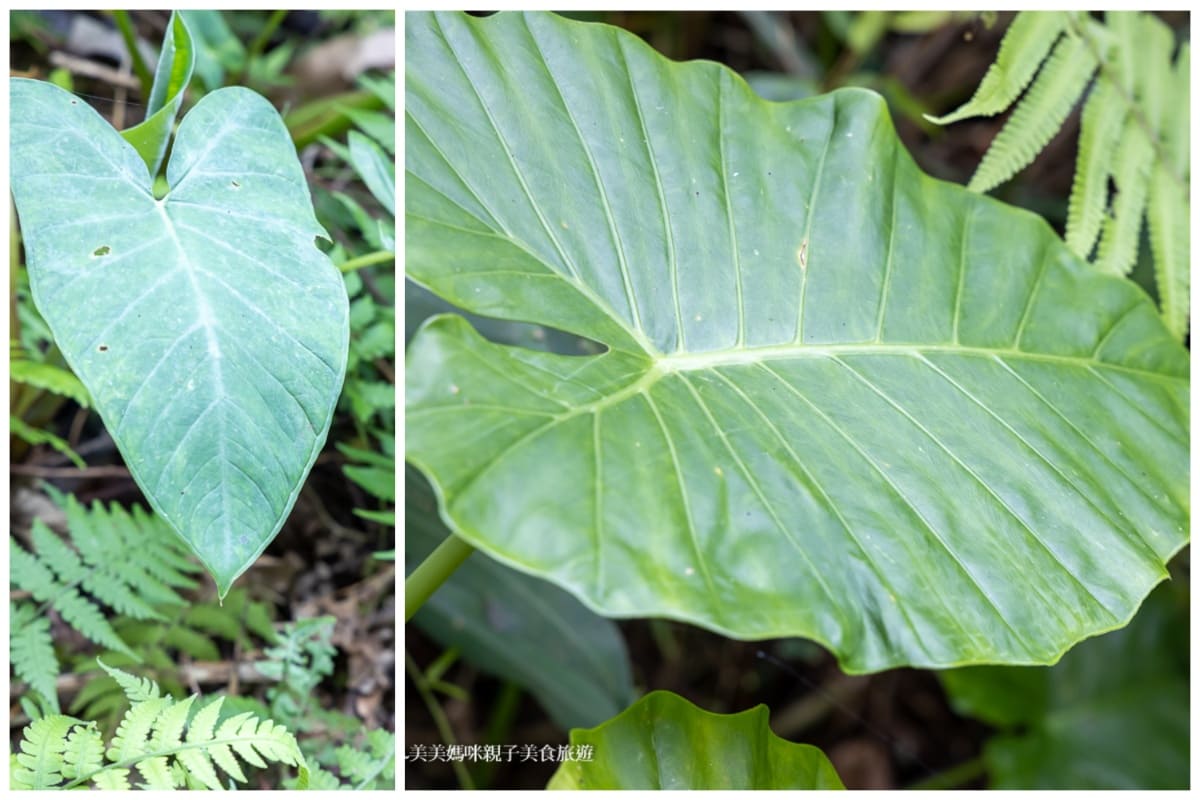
179, 10, 246, 91
341, 107, 395, 153
547, 690, 844, 789
347, 131, 395, 215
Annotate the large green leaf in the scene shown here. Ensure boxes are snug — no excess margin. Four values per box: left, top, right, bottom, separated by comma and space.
407, 468, 635, 730
405, 11, 1189, 671
940, 581, 1189, 789
11, 79, 349, 596
546, 690, 844, 789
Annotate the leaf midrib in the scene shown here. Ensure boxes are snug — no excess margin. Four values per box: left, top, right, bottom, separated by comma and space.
156, 199, 231, 553
655, 342, 1182, 381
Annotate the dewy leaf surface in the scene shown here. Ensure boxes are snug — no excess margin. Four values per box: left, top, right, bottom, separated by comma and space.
11, 79, 349, 596
405, 11, 1189, 671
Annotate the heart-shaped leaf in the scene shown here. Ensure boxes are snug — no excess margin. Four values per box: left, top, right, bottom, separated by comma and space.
11, 78, 349, 596
546, 690, 844, 789
405, 11, 1189, 671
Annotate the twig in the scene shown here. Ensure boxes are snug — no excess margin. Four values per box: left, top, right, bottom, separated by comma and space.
771, 672, 870, 736
373, 358, 395, 383
10, 464, 129, 479
301, 485, 370, 542
47, 51, 140, 90
67, 407, 89, 451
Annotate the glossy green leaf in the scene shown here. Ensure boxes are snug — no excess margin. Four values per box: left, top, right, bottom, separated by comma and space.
546, 690, 844, 789
11, 79, 349, 596
407, 468, 635, 730
405, 11, 1188, 672
940, 582, 1188, 789
121, 11, 196, 178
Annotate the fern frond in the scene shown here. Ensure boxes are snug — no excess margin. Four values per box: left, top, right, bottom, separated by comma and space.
11, 601, 60, 712
11, 529, 136, 657
925, 12, 1069, 124
63, 492, 200, 609
12, 665, 308, 789
337, 729, 396, 789
1065, 77, 1124, 257
9, 490, 208, 697
968, 31, 1098, 192
11, 671, 307, 791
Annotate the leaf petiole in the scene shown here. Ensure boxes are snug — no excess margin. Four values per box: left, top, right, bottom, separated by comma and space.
405, 533, 474, 621
337, 250, 394, 273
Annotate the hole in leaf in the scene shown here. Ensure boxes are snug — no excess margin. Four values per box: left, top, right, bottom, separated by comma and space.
92, 245, 111, 257
230, 180, 241, 188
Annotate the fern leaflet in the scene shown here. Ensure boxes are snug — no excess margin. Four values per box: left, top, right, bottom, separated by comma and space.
10, 415, 86, 468
10, 489, 202, 710
1065, 77, 1123, 257
1148, 161, 1189, 338
1095, 118, 1153, 275
11, 601, 59, 712
925, 11, 1069, 124
9, 348, 90, 408
11, 715, 79, 789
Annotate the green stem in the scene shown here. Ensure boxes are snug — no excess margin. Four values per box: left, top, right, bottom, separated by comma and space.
476, 681, 522, 788
405, 650, 476, 790
906, 756, 987, 791
338, 250, 394, 273
110, 11, 154, 94
406, 535, 475, 621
